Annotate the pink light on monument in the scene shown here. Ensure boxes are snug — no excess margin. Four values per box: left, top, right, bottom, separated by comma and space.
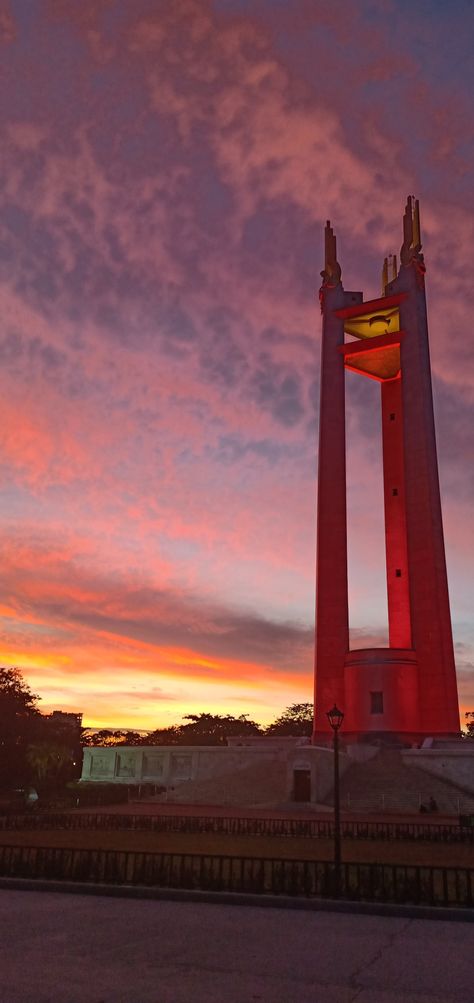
313, 198, 460, 743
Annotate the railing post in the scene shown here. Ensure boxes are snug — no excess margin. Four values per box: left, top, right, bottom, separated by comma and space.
333, 726, 342, 895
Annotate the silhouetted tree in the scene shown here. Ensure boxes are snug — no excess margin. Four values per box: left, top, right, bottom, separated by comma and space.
0, 667, 42, 786
43, 712, 83, 775
178, 713, 262, 746
80, 718, 262, 748
26, 742, 72, 785
463, 712, 474, 738
81, 729, 143, 747
140, 726, 182, 745
265, 702, 313, 736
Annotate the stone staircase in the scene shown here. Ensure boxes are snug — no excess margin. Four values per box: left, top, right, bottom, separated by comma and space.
325, 748, 474, 815
155, 758, 289, 808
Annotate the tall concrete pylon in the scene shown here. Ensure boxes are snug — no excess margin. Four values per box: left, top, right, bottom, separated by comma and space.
313, 198, 460, 742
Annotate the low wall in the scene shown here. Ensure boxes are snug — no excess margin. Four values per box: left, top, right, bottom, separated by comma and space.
403, 746, 474, 794
81, 743, 345, 805
81, 745, 288, 788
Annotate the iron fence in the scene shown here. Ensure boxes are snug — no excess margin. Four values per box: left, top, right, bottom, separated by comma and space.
340, 793, 474, 814
0, 843, 472, 908
0, 811, 473, 841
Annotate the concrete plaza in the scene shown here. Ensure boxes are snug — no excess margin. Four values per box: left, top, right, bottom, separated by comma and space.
0, 889, 473, 1002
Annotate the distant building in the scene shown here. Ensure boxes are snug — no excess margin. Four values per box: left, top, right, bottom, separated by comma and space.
49, 711, 83, 729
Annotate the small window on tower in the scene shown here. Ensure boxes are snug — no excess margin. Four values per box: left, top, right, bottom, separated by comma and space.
370, 691, 384, 715
390, 413, 396, 421
395, 568, 402, 577
392, 488, 398, 496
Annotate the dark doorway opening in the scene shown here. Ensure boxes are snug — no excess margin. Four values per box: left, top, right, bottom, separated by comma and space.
293, 769, 311, 802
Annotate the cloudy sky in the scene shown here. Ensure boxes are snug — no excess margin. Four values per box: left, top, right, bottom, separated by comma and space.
1, 0, 473, 729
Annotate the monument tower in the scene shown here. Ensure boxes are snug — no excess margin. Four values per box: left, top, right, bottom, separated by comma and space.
313, 197, 460, 742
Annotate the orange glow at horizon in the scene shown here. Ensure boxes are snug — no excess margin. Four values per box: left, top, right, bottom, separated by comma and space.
2, 624, 472, 732
0, 630, 313, 730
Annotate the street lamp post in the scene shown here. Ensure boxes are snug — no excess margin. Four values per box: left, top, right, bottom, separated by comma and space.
326, 703, 344, 895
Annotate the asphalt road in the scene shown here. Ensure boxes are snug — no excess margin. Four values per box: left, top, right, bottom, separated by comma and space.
0, 889, 473, 1003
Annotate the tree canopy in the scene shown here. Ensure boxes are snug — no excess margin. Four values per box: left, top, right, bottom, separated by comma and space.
138, 726, 185, 746
265, 702, 313, 736
83, 714, 263, 747
82, 707, 313, 746
81, 729, 144, 747
178, 713, 262, 745
0, 668, 85, 790
464, 712, 474, 738
0, 667, 41, 786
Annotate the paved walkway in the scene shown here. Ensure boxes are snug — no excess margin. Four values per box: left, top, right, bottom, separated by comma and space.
77, 800, 454, 825
0, 889, 473, 1002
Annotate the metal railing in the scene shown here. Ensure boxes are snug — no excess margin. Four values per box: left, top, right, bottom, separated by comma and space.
342, 793, 474, 814
0, 811, 473, 841
0, 844, 472, 908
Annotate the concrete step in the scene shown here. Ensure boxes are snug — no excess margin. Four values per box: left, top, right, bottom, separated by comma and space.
160, 758, 288, 807
325, 749, 474, 815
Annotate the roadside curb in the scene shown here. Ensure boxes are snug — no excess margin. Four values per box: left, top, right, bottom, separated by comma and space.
0, 876, 472, 922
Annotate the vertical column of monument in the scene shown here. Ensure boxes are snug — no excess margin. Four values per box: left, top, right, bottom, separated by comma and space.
313, 222, 350, 739
381, 376, 412, 650
395, 199, 459, 735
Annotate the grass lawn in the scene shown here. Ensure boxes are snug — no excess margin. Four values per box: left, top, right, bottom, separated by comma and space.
0, 827, 472, 867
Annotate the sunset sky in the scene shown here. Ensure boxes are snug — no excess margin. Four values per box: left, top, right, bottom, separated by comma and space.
1, 0, 473, 730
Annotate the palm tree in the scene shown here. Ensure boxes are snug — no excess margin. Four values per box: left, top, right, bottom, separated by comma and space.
26, 742, 72, 782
